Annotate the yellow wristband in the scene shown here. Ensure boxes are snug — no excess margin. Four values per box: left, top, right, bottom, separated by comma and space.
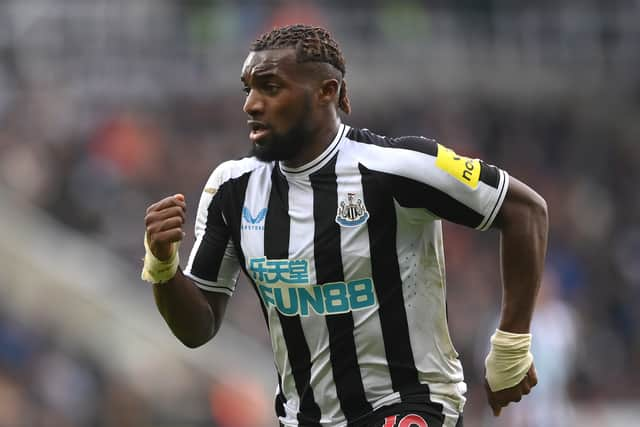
485, 329, 533, 392
141, 233, 179, 284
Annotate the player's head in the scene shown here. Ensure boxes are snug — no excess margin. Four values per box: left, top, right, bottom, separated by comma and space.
241, 24, 350, 162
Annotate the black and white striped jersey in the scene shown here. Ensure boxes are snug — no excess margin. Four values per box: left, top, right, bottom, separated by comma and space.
184, 124, 509, 427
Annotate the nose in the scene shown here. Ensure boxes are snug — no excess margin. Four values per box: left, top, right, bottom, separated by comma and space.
243, 89, 264, 117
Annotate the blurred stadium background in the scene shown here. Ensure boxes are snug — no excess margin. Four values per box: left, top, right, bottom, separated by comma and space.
0, 0, 639, 426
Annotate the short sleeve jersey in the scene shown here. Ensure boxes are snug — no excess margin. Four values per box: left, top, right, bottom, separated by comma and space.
184, 124, 509, 427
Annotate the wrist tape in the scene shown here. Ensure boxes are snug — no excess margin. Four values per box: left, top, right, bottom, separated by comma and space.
141, 233, 179, 284
485, 329, 533, 392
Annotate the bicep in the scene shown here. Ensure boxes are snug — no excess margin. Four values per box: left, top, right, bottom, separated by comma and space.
492, 175, 547, 230
201, 289, 231, 335
185, 191, 238, 336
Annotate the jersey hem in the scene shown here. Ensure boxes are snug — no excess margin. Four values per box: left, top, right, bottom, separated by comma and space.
277, 383, 465, 427
477, 170, 509, 231
183, 272, 235, 295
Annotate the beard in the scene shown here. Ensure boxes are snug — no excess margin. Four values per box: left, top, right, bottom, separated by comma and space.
250, 96, 313, 162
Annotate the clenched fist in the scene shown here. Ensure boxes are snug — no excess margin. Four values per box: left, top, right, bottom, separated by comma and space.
144, 194, 187, 261
485, 363, 538, 416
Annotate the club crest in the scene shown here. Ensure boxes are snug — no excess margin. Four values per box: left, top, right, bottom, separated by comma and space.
335, 192, 369, 227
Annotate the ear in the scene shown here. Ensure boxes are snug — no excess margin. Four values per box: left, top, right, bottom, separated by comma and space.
318, 78, 341, 106
338, 80, 351, 115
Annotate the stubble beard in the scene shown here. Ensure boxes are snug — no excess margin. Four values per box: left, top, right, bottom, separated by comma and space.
250, 96, 313, 163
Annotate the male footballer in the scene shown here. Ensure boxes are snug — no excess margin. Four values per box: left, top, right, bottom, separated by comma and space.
142, 24, 548, 427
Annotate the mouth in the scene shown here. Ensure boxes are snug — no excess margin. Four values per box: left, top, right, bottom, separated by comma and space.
247, 120, 271, 143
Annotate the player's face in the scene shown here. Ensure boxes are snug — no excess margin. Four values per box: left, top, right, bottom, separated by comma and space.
241, 49, 316, 162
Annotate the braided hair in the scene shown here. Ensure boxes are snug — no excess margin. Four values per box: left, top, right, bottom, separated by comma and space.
251, 24, 351, 114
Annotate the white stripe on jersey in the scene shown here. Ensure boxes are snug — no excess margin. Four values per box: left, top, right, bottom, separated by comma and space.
478, 171, 509, 231
394, 208, 464, 383
239, 162, 272, 265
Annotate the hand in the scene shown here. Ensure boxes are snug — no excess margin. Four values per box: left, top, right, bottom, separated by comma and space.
144, 194, 187, 260
484, 363, 538, 416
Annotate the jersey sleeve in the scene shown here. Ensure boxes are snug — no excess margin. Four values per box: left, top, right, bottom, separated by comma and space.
183, 164, 241, 295
349, 130, 509, 230
371, 137, 509, 230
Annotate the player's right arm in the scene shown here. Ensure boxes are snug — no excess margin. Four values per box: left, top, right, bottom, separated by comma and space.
144, 194, 230, 348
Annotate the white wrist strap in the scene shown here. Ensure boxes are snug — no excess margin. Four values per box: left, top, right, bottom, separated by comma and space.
141, 233, 179, 284
485, 329, 533, 392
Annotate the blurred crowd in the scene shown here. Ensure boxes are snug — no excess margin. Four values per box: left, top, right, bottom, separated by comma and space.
0, 295, 271, 427
0, 307, 159, 426
1, 1, 639, 426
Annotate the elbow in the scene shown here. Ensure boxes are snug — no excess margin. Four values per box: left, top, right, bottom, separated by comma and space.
530, 192, 548, 230
496, 185, 548, 235
171, 322, 217, 349
177, 330, 215, 349
533, 193, 549, 242
516, 191, 549, 244
180, 337, 207, 349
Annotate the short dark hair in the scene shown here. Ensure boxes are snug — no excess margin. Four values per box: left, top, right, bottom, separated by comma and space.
251, 24, 351, 113
251, 24, 346, 75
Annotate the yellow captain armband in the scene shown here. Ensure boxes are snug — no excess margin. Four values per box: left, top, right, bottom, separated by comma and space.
485, 329, 534, 392
141, 233, 180, 284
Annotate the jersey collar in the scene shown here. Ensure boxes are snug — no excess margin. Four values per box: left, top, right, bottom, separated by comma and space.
279, 123, 347, 178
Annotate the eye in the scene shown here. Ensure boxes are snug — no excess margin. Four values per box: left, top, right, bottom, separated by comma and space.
265, 84, 280, 95
242, 86, 251, 95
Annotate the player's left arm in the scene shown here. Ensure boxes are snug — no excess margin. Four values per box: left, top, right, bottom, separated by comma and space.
486, 176, 548, 415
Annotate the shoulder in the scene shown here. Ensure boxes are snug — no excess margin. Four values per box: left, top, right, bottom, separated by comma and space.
345, 126, 437, 157
342, 126, 439, 167
206, 157, 269, 189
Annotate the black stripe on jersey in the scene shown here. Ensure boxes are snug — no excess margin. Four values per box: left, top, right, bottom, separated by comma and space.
268, 167, 292, 420
190, 191, 231, 281
479, 160, 500, 188
202, 167, 286, 420
220, 171, 271, 325
388, 135, 438, 156
221, 171, 251, 262
391, 174, 484, 228
310, 156, 373, 423
265, 167, 322, 426
359, 163, 443, 413
346, 128, 437, 156
275, 375, 286, 418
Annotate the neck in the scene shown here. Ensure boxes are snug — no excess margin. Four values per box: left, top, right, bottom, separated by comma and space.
282, 116, 341, 169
